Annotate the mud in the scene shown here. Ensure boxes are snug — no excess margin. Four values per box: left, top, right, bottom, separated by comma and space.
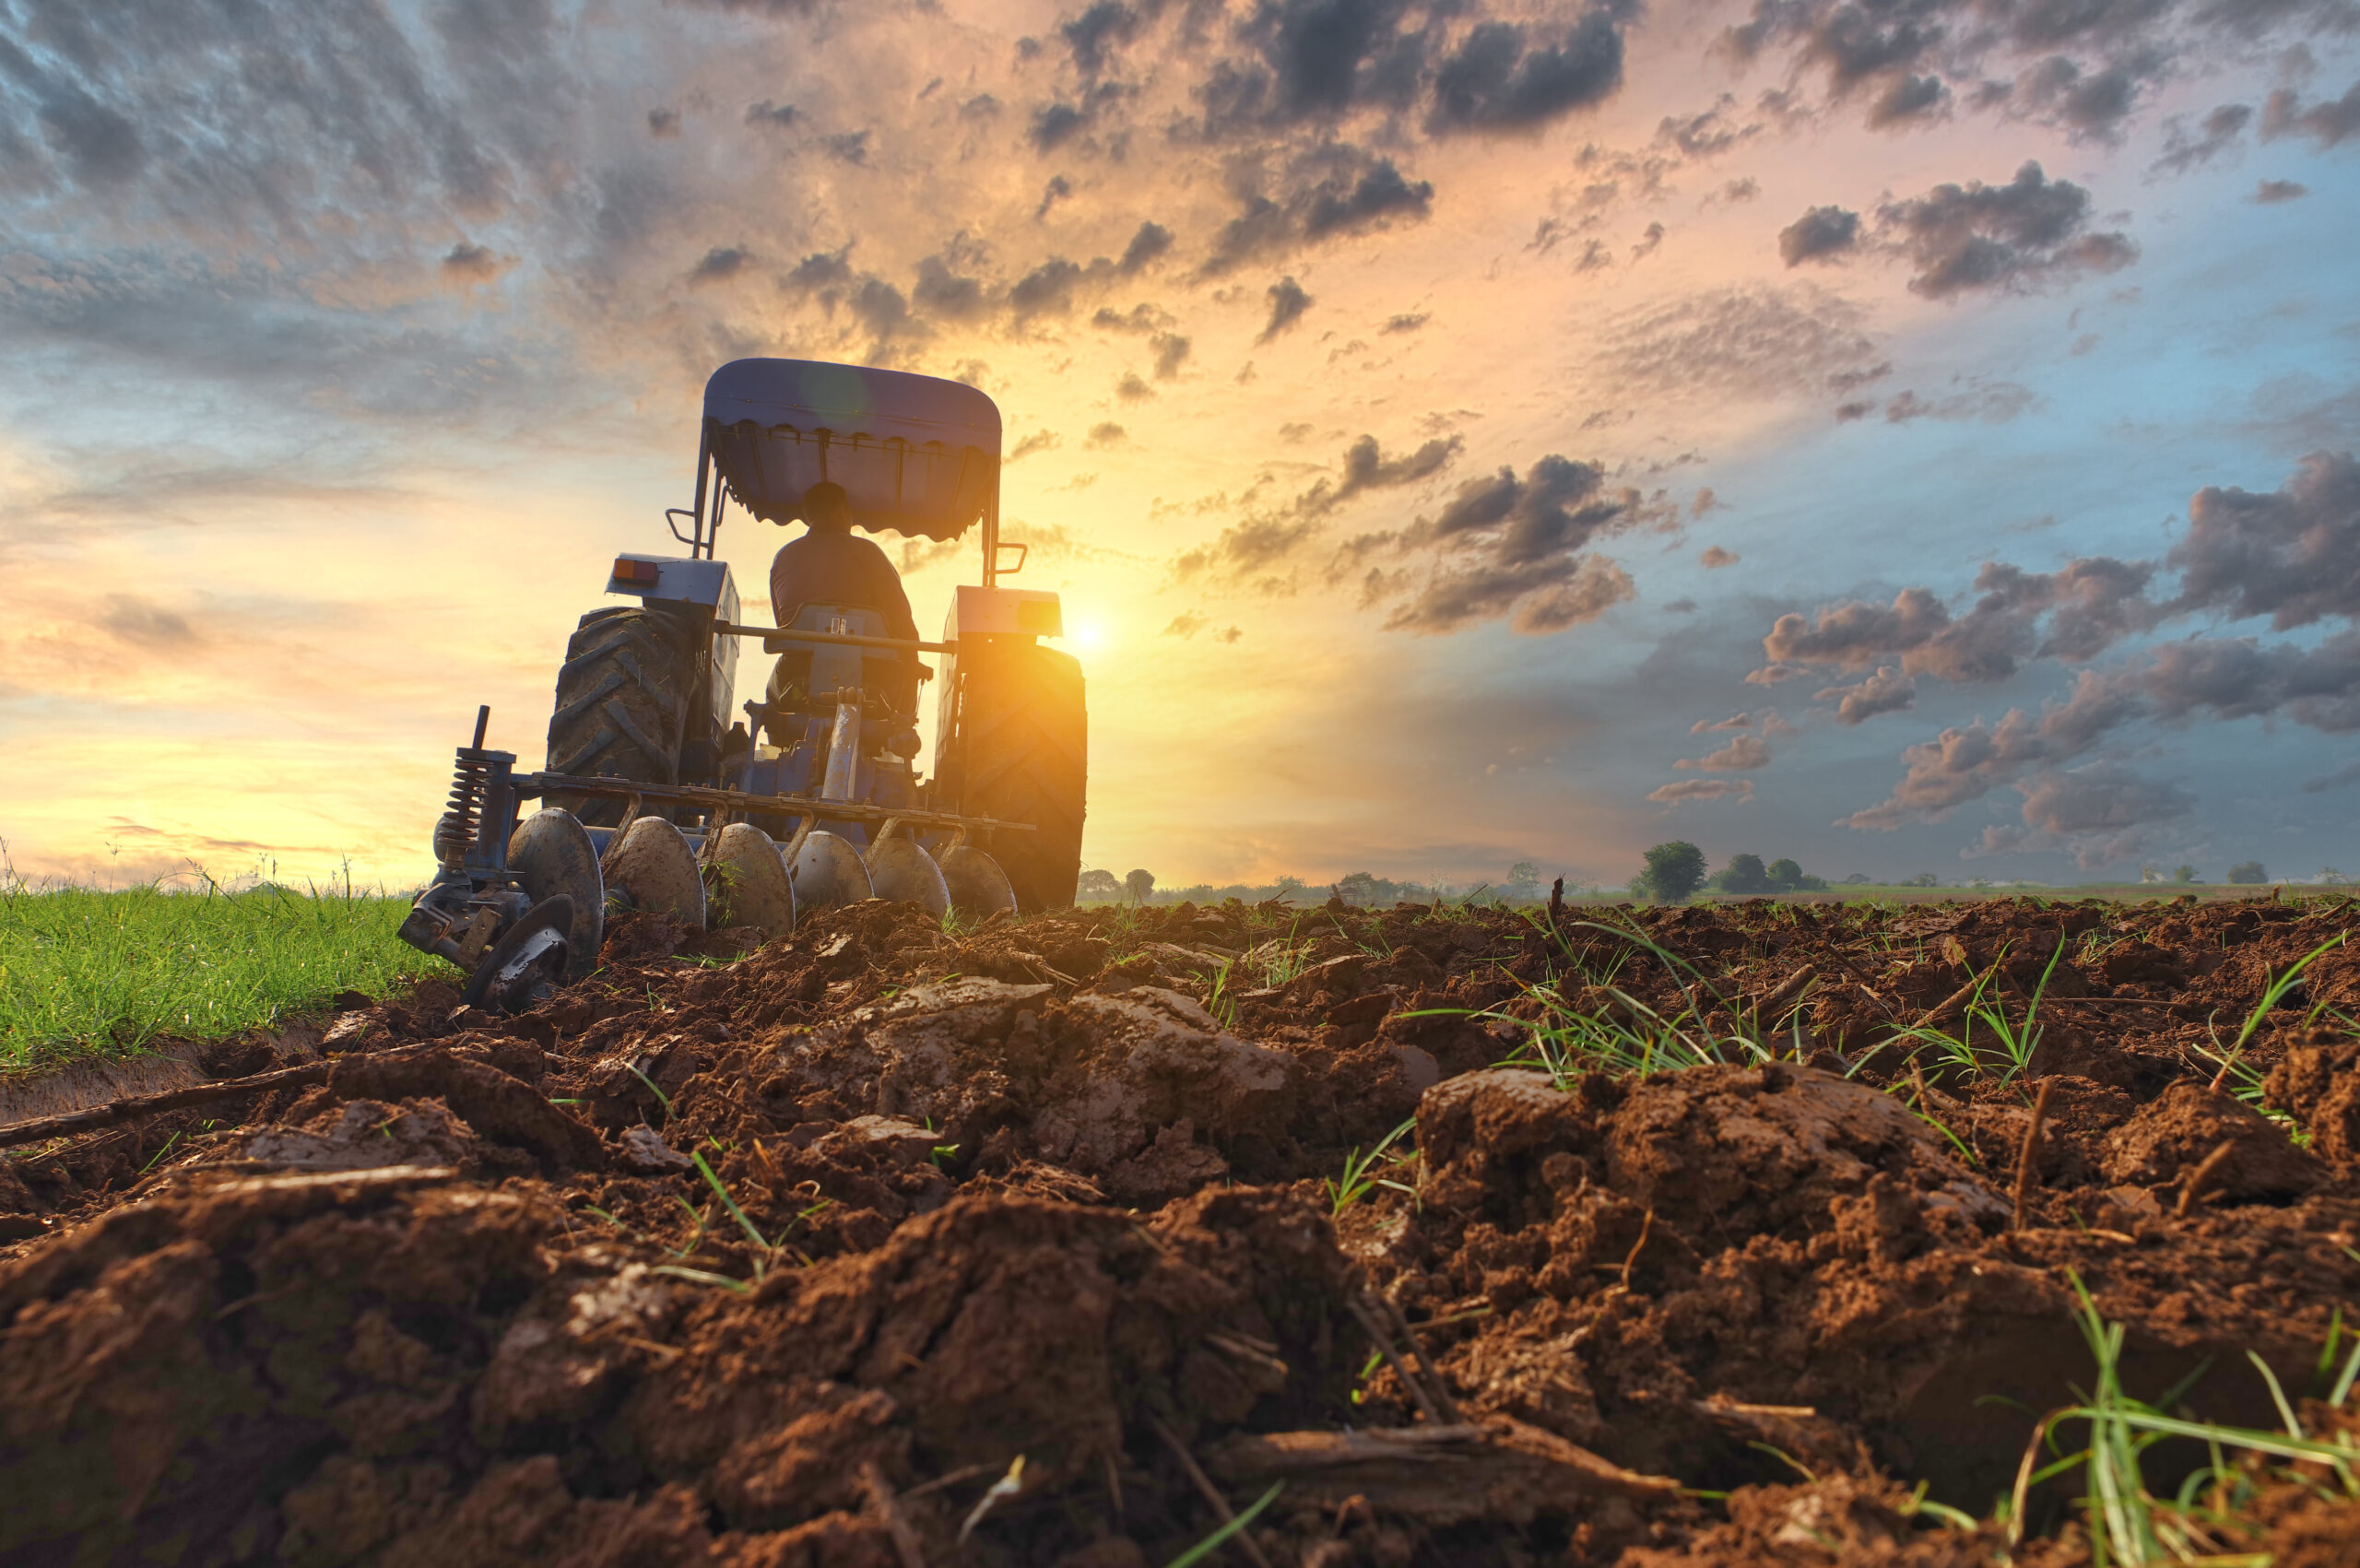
4, 892, 2359, 1564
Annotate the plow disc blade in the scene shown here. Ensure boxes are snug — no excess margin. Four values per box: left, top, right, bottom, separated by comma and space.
507, 809, 605, 980
705, 822, 796, 934
788, 828, 873, 917
938, 843, 1018, 923
865, 826, 950, 919
606, 817, 707, 927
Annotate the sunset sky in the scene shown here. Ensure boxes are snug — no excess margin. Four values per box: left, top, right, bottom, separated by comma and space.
3, 0, 2357, 892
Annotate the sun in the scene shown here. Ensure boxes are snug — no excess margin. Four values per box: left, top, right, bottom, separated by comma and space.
1067, 619, 1107, 654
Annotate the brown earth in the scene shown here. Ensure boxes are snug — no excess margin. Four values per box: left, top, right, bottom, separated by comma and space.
4, 891, 2359, 1566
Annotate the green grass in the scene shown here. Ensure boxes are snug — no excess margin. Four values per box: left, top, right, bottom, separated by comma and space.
0, 876, 451, 1072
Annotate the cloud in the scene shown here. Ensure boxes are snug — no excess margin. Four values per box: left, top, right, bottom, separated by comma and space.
647, 108, 682, 139
2254, 178, 2309, 202
1258, 276, 1314, 341
1881, 161, 2138, 298
1647, 778, 1754, 803
2262, 78, 2360, 147
2152, 103, 2251, 173
1691, 711, 1752, 732
2302, 760, 2360, 793
1601, 284, 1885, 407
2165, 451, 2360, 631
1150, 332, 1191, 378
1343, 454, 1653, 635
1086, 421, 1127, 448
1381, 312, 1429, 334
1176, 431, 1461, 584
96, 594, 198, 649
1814, 665, 1917, 724
1115, 371, 1156, 402
746, 100, 799, 128
689, 247, 754, 286
441, 242, 513, 288
1676, 732, 1771, 770
1425, 14, 1626, 134
1163, 611, 1210, 638
1882, 382, 2036, 422
1699, 545, 1739, 567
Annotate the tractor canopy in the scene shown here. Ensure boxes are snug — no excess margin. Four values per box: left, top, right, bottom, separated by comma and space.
703, 359, 1002, 542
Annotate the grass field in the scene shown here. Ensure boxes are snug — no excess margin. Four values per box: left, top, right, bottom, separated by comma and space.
0, 876, 453, 1074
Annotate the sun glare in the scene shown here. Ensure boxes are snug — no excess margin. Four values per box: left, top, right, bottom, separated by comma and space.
1068, 619, 1107, 653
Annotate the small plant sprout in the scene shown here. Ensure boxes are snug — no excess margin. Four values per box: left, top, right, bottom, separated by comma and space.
1163, 1481, 1284, 1568
1325, 1116, 1419, 1216
690, 1150, 779, 1282
2196, 933, 2347, 1102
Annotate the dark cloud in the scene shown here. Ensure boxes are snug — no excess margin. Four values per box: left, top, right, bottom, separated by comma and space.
1867, 73, 1948, 127
2012, 56, 2143, 139
1009, 430, 1062, 462
1882, 382, 2036, 422
1116, 370, 1156, 401
1648, 778, 1754, 803
1119, 221, 1174, 273
97, 594, 197, 649
1035, 174, 1074, 220
2254, 178, 2308, 201
1086, 421, 1127, 447
1349, 454, 1651, 634
746, 100, 799, 128
1163, 610, 1210, 638
784, 251, 854, 291
33, 86, 144, 187
1258, 276, 1313, 341
1200, 147, 1435, 276
1063, 0, 1144, 76
2166, 451, 2360, 630
1032, 100, 1090, 150
2262, 77, 2360, 147
1426, 14, 1626, 134
1150, 331, 1191, 378
820, 130, 869, 163
689, 246, 753, 285
441, 242, 513, 287
1778, 206, 1861, 265
1302, 159, 1434, 238
1874, 161, 2137, 298
1381, 312, 1428, 334
647, 108, 682, 139
913, 252, 991, 321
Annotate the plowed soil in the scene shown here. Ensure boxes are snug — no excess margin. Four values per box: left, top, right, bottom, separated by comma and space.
6, 892, 2358, 1567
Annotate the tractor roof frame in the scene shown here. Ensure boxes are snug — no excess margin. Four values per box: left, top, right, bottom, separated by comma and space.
676, 359, 1019, 586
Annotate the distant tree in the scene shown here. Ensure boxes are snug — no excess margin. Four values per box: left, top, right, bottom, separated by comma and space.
1337, 871, 1381, 905
2139, 864, 2164, 883
1635, 842, 1707, 903
2322, 867, 2350, 886
2226, 861, 2267, 885
1076, 868, 1122, 902
1900, 872, 1939, 888
1717, 854, 1771, 895
1124, 867, 1155, 903
1841, 873, 1871, 885
1504, 860, 1541, 900
2173, 864, 2201, 884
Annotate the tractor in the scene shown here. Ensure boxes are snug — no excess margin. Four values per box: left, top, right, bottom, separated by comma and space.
395, 359, 1088, 1010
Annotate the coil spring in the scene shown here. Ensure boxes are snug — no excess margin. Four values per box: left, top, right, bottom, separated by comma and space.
432, 749, 489, 867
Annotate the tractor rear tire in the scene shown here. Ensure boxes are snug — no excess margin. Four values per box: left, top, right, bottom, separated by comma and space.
544, 605, 701, 827
942, 640, 1086, 913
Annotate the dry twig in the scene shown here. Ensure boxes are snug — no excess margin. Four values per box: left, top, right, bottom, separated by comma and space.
2177, 1139, 2238, 1220
2012, 1078, 2056, 1232
1148, 1415, 1276, 1568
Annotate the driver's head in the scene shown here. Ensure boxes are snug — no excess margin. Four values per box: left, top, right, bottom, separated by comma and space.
800, 481, 854, 533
